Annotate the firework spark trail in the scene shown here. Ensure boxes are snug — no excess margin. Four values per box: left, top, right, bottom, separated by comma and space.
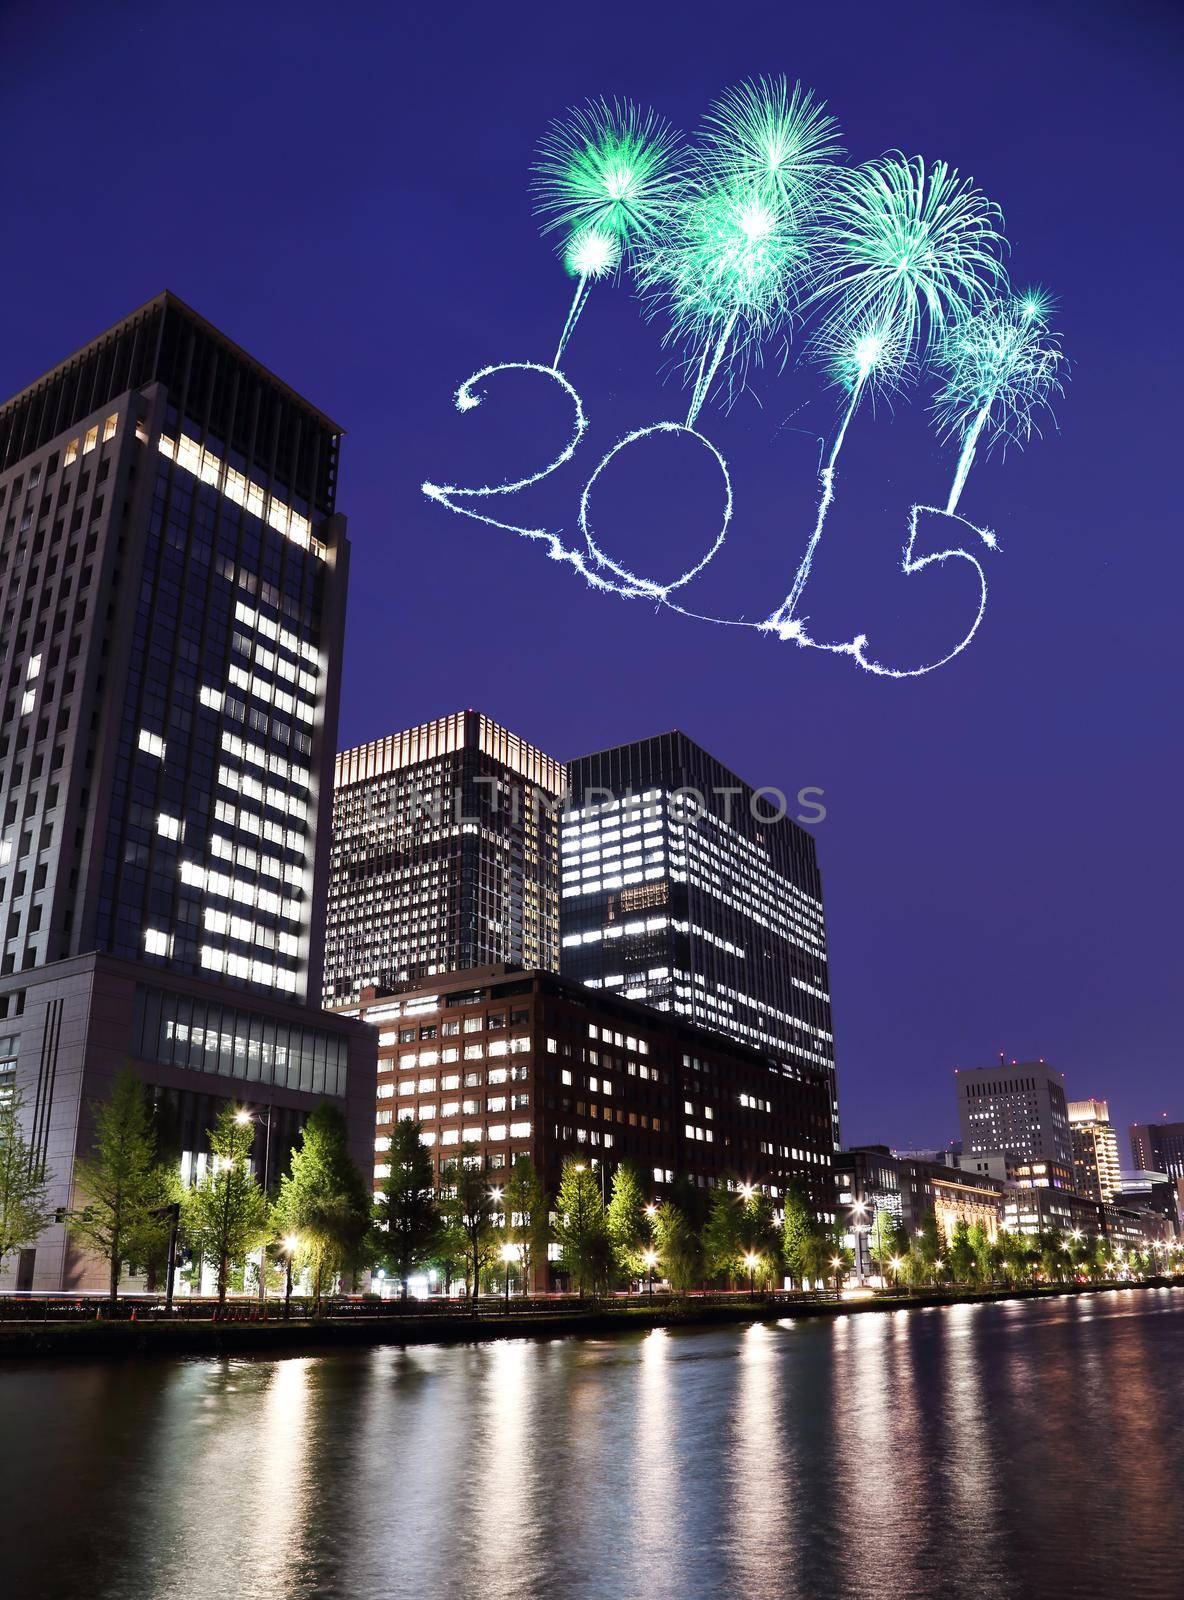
767, 152, 1007, 632
934, 289, 1064, 513
533, 100, 686, 365
423, 83, 1068, 680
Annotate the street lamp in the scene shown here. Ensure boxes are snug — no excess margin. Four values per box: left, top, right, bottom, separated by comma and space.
740, 1183, 755, 1202
889, 1255, 904, 1289
282, 1235, 299, 1321
500, 1242, 516, 1310
643, 1248, 658, 1300
744, 1252, 760, 1300
830, 1254, 844, 1294
849, 1200, 869, 1286
236, 1105, 275, 1304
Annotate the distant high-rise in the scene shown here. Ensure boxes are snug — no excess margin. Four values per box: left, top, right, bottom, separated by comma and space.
956, 1058, 1073, 1169
1067, 1098, 1121, 1201
324, 712, 565, 1005
560, 731, 838, 1158
1130, 1120, 1184, 1210
0, 296, 375, 1291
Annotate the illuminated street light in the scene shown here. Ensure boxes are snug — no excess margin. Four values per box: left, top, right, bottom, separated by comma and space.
743, 1251, 760, 1300
642, 1248, 658, 1299
282, 1235, 299, 1320
740, 1183, 755, 1202
500, 1242, 516, 1309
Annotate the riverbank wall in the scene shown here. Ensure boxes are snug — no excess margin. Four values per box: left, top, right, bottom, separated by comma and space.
1, 1279, 1178, 1362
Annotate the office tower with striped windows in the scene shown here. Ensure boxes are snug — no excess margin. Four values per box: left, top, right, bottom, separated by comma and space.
324, 712, 566, 1006
0, 295, 375, 1291
559, 731, 839, 1198
1067, 1097, 1122, 1202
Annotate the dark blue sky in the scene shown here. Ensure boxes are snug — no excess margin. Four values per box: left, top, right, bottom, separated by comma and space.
4, 0, 1180, 1150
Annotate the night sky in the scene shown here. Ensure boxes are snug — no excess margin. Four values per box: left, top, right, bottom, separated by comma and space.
3, 1, 1180, 1152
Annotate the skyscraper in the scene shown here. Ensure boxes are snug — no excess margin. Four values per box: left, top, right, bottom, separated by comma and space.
325, 712, 565, 1005
560, 731, 838, 1155
1067, 1097, 1121, 1201
1130, 1120, 1184, 1211
956, 1058, 1073, 1169
0, 292, 347, 1004
0, 295, 375, 1291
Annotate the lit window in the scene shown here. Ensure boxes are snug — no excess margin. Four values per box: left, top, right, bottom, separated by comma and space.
144, 928, 173, 957
83, 426, 98, 455
26, 655, 41, 681
20, 690, 34, 716
138, 730, 166, 759
156, 814, 182, 842
103, 413, 118, 442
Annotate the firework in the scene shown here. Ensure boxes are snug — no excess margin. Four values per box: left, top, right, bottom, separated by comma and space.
932, 289, 1065, 512
767, 152, 1007, 633
698, 75, 842, 216
642, 78, 842, 423
533, 99, 687, 367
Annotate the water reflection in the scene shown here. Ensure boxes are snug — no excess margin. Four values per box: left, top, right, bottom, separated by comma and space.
2, 1292, 1184, 1600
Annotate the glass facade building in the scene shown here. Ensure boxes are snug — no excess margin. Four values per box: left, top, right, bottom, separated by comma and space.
0, 298, 376, 1293
0, 293, 347, 1006
325, 712, 566, 1005
560, 732, 838, 1155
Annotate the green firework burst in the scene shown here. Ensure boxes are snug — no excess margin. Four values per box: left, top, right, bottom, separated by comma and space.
810, 152, 1008, 365
698, 75, 843, 218
532, 99, 687, 253
932, 289, 1065, 452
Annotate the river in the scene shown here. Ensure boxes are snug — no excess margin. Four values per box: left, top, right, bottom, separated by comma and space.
1, 1289, 1180, 1599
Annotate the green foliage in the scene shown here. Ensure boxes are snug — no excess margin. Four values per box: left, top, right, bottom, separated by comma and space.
949, 1220, 977, 1285
441, 1144, 498, 1300
0, 1088, 51, 1269
869, 1207, 907, 1281
554, 1159, 611, 1297
68, 1066, 164, 1301
703, 1189, 745, 1283
502, 1155, 550, 1294
272, 1104, 371, 1310
605, 1162, 650, 1284
377, 1119, 441, 1297
653, 1199, 701, 1293
780, 1186, 816, 1288
184, 1103, 270, 1307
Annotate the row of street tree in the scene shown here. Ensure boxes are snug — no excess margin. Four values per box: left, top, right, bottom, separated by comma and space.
0, 1068, 372, 1307
380, 1122, 1176, 1299
2, 1083, 1171, 1306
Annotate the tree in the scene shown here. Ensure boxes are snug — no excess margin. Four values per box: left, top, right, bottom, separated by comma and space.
502, 1155, 549, 1295
428, 1214, 470, 1296
703, 1189, 745, 1285
0, 1089, 51, 1272
781, 1187, 816, 1289
272, 1105, 371, 1313
441, 1144, 497, 1302
653, 1199, 700, 1293
377, 1119, 441, 1298
68, 1067, 163, 1303
606, 1161, 650, 1286
915, 1209, 942, 1284
185, 1103, 270, 1308
554, 1158, 611, 1298
949, 1220, 977, 1285
740, 1191, 783, 1288
869, 1208, 906, 1285
968, 1222, 992, 1284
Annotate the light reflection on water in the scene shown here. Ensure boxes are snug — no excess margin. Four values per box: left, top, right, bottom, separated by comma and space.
2, 1292, 1183, 1600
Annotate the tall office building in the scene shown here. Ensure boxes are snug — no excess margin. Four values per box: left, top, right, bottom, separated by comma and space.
560, 731, 838, 1155
1067, 1098, 1121, 1202
1130, 1120, 1184, 1211
325, 712, 566, 1006
0, 295, 375, 1290
956, 1058, 1073, 1169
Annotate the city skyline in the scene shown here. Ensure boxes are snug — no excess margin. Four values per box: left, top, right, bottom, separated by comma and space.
0, 0, 1179, 1155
